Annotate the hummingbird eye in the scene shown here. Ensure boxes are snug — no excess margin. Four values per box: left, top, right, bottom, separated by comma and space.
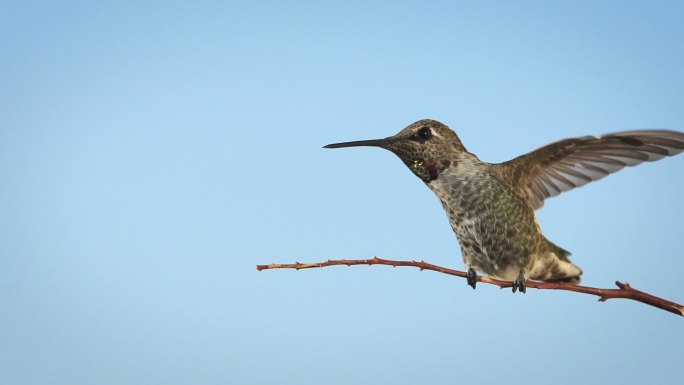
418, 127, 432, 139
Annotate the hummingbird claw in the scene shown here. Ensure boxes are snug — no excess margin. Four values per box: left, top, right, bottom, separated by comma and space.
512, 271, 526, 293
466, 267, 477, 289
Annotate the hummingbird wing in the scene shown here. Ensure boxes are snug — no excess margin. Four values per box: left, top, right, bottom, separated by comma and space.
499, 130, 684, 210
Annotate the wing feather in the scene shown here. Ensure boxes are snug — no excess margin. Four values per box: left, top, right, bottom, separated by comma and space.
498, 129, 684, 210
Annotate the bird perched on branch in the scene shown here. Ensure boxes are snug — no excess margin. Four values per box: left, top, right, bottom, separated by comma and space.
325, 120, 684, 292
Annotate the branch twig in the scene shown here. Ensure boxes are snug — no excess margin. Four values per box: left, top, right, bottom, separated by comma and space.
256, 256, 684, 317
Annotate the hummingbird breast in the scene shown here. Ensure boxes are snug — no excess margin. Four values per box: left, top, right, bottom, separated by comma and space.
428, 158, 544, 280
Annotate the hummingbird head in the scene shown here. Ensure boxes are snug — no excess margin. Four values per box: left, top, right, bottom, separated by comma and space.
324, 119, 467, 183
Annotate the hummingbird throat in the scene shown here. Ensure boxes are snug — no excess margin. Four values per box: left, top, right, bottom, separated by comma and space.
411, 159, 451, 182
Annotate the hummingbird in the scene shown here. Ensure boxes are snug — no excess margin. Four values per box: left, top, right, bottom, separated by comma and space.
324, 120, 684, 292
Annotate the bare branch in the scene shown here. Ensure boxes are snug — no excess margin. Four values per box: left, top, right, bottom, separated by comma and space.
256, 256, 684, 317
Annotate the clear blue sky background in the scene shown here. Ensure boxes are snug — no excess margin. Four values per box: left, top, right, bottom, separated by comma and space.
2, 1, 683, 384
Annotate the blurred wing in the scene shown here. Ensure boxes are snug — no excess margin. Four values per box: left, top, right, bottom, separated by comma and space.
499, 130, 684, 210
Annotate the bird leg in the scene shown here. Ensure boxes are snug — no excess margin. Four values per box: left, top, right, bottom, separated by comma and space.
512, 270, 526, 293
466, 267, 477, 289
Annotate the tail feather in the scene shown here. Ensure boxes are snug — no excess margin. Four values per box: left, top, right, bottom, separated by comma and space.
527, 240, 582, 283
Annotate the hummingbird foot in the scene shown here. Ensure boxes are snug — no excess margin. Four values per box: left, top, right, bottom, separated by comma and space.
466, 267, 477, 289
512, 271, 526, 294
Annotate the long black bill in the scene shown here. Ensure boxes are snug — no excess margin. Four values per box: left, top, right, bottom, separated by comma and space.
323, 138, 389, 149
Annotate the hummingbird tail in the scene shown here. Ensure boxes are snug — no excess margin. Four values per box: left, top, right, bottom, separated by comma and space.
527, 241, 583, 283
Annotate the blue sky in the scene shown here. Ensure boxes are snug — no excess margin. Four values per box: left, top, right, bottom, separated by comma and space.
2, 1, 683, 384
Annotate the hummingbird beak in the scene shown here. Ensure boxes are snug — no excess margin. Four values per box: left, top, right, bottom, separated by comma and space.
323, 138, 391, 149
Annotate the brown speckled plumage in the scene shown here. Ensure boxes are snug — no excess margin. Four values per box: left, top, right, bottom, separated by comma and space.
325, 119, 684, 283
